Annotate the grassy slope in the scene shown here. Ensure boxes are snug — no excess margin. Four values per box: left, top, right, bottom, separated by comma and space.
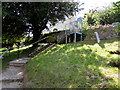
26, 40, 119, 88
2, 45, 37, 70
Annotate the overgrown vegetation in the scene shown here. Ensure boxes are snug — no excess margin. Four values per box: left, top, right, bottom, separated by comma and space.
26, 40, 119, 88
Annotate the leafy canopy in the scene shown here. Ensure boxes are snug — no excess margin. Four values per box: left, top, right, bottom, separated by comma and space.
83, 1, 120, 25
2, 2, 82, 45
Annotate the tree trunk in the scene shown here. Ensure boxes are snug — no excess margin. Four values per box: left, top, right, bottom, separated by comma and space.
32, 26, 41, 47
32, 19, 48, 47
32, 25, 46, 47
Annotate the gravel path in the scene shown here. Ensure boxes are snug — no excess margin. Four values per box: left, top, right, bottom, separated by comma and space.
0, 57, 30, 89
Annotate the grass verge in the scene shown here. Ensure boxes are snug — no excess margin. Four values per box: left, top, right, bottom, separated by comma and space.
26, 39, 119, 88
2, 45, 37, 70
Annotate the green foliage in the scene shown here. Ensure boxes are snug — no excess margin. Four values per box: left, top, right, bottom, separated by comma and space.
23, 36, 33, 46
82, 16, 100, 36
82, 10, 100, 31
113, 1, 120, 10
113, 22, 120, 36
112, 1, 120, 36
95, 6, 120, 25
2, 2, 81, 45
2, 2, 29, 44
84, 2, 120, 26
2, 45, 36, 69
84, 11, 97, 25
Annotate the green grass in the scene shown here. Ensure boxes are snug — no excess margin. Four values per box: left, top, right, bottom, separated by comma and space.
26, 39, 119, 88
2, 45, 37, 70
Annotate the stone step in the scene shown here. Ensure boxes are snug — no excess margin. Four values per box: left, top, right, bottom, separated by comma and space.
1, 81, 23, 88
0, 57, 31, 88
1, 77, 23, 82
9, 57, 29, 66
9, 63, 25, 67
0, 66, 24, 82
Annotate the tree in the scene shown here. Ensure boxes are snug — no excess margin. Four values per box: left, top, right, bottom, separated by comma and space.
96, 7, 116, 25
84, 5, 120, 25
113, 1, 120, 36
84, 10, 97, 25
2, 2, 82, 46
113, 1, 120, 10
2, 2, 30, 46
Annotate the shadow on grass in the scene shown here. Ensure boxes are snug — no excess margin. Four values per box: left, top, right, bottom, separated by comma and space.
2, 46, 37, 70
26, 41, 119, 88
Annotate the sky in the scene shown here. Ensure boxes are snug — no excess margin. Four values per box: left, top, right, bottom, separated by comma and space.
76, 0, 119, 18
46, 0, 119, 32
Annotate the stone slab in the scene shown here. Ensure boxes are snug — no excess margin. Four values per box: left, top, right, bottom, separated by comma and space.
9, 58, 30, 65
0, 66, 23, 81
1, 81, 23, 88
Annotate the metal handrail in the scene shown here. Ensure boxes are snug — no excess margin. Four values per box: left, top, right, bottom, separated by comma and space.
57, 30, 71, 43
0, 48, 10, 59
0, 36, 49, 59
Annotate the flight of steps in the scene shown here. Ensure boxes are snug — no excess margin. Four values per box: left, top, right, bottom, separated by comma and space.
0, 57, 30, 89
28, 43, 56, 57
0, 43, 55, 89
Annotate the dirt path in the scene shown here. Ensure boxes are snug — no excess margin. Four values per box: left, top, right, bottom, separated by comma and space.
0, 57, 31, 89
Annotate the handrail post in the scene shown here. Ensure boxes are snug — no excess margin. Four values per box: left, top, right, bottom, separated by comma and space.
74, 32, 76, 43
65, 30, 67, 44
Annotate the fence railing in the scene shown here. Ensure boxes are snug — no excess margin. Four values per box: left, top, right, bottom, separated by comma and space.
0, 36, 48, 59
57, 30, 71, 43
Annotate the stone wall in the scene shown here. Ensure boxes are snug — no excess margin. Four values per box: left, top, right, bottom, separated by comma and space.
84, 25, 119, 41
